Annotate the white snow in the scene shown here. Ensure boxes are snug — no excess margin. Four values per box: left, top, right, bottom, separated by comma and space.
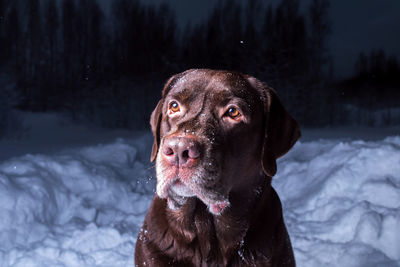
274, 136, 400, 267
0, 112, 399, 266
0, 138, 154, 266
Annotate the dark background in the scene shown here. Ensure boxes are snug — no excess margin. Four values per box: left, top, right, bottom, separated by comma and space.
1, 0, 399, 137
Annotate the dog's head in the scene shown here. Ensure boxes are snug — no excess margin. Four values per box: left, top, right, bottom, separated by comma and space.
150, 69, 300, 215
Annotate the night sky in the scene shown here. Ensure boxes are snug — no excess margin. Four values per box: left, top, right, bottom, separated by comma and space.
141, 0, 400, 79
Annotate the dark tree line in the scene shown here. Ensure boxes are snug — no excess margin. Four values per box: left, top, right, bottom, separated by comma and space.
0, 0, 180, 128
354, 49, 400, 83
337, 49, 400, 126
0, 0, 397, 129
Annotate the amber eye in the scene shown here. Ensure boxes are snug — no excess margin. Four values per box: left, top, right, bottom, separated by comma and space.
169, 101, 180, 113
227, 107, 241, 120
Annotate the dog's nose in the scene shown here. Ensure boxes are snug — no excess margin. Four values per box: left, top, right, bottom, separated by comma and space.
162, 136, 201, 166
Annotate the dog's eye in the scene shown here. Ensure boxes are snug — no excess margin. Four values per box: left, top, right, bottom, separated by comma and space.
227, 107, 241, 120
169, 101, 180, 113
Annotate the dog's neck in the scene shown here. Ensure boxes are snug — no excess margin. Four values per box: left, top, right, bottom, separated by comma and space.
166, 174, 278, 264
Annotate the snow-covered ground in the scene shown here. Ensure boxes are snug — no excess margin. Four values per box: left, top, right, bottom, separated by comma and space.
275, 137, 400, 267
0, 112, 399, 266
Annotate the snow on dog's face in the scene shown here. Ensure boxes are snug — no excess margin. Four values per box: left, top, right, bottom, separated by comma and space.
149, 69, 300, 215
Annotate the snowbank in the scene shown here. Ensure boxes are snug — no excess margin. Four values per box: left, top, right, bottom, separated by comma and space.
274, 136, 400, 266
0, 134, 399, 266
0, 138, 154, 266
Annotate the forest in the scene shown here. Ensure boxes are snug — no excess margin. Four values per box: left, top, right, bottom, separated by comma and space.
0, 0, 399, 134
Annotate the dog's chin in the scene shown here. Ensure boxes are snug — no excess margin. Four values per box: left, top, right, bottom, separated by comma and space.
166, 195, 230, 215
156, 165, 230, 215
162, 182, 230, 215
169, 180, 196, 197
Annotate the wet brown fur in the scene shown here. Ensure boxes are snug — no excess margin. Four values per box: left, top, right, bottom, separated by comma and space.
135, 69, 300, 266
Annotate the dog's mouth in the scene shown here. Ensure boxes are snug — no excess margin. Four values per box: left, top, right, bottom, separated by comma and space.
169, 180, 195, 197
156, 164, 230, 215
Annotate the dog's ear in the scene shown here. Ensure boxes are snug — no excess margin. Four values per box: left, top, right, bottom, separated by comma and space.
246, 77, 301, 177
262, 88, 301, 176
150, 99, 163, 162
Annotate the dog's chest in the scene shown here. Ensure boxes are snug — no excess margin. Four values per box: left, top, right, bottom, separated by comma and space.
163, 212, 272, 266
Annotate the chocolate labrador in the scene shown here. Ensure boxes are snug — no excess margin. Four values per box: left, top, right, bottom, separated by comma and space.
135, 69, 300, 266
